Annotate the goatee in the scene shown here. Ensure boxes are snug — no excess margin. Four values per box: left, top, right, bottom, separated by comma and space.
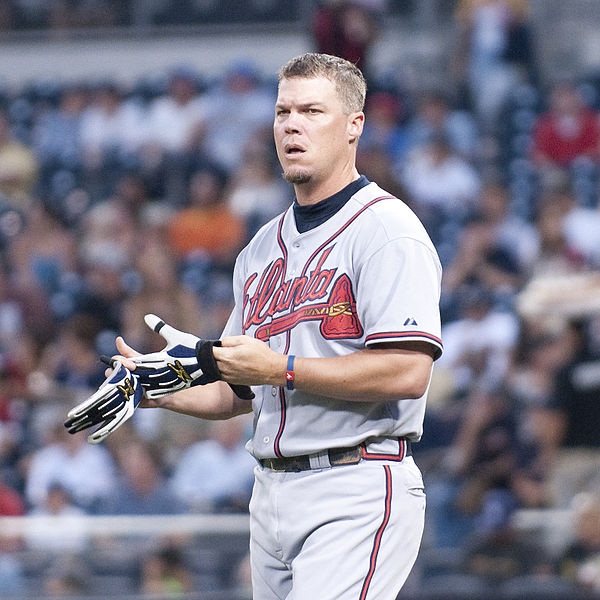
283, 170, 312, 185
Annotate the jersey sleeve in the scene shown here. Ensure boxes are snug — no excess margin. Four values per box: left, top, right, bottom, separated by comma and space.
220, 252, 246, 338
356, 236, 443, 359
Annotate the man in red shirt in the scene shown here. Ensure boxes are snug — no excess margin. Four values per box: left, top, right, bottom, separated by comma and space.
532, 81, 600, 167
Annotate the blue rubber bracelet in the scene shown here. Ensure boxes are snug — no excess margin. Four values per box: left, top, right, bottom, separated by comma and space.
286, 355, 295, 390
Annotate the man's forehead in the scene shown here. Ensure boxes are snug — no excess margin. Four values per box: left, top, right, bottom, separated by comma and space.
276, 76, 338, 104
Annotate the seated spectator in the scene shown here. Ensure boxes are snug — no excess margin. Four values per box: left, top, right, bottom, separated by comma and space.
25, 422, 117, 512
403, 90, 479, 160
199, 61, 275, 174
453, 0, 535, 130
505, 323, 579, 509
311, 0, 379, 78
97, 437, 184, 515
545, 319, 600, 507
531, 81, 600, 169
24, 483, 89, 552
0, 475, 25, 516
31, 84, 87, 180
79, 81, 145, 173
142, 65, 206, 201
398, 132, 480, 224
120, 226, 205, 352
529, 187, 587, 277
169, 416, 255, 512
359, 91, 408, 162
562, 197, 600, 268
167, 167, 246, 268
226, 131, 290, 236
443, 182, 539, 302
0, 107, 38, 208
143, 66, 204, 156
7, 199, 78, 309
41, 314, 107, 392
437, 286, 520, 395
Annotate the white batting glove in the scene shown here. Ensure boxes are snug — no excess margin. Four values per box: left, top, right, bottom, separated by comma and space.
64, 361, 143, 444
132, 314, 254, 400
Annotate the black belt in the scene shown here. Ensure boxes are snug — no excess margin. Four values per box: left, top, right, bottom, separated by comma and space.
260, 439, 412, 472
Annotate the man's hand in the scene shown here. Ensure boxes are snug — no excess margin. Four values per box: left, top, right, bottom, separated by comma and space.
213, 335, 287, 387
64, 361, 144, 444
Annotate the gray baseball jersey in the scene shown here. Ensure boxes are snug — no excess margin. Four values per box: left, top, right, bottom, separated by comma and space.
222, 178, 442, 460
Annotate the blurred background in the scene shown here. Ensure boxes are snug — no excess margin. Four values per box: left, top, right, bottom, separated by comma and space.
0, 1, 599, 599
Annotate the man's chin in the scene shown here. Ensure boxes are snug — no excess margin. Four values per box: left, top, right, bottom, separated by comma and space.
283, 169, 312, 185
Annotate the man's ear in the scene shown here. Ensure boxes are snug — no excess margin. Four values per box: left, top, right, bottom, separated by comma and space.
348, 111, 365, 144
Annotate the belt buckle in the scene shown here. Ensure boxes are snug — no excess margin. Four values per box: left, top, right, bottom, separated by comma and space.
329, 446, 362, 466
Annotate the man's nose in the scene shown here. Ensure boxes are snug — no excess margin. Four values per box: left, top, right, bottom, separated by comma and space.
284, 111, 302, 133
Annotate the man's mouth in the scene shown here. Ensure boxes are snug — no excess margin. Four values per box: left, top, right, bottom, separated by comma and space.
284, 144, 306, 156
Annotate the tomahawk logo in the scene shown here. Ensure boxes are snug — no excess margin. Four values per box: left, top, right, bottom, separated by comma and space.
243, 246, 363, 341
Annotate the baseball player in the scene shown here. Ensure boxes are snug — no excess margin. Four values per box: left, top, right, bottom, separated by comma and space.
65, 53, 442, 599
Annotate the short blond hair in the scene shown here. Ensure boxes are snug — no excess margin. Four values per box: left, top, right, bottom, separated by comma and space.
278, 53, 367, 114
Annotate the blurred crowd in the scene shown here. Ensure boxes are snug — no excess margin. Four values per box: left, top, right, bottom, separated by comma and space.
0, 0, 599, 598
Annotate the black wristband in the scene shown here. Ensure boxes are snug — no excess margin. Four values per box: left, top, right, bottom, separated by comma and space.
195, 339, 222, 383
194, 339, 255, 400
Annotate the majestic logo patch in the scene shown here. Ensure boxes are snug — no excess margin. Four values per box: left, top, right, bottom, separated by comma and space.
243, 246, 363, 341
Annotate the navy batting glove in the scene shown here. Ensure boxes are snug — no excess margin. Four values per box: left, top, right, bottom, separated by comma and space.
64, 361, 143, 444
132, 314, 254, 400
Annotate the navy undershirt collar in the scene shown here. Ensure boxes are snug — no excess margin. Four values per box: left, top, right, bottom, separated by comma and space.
293, 175, 370, 233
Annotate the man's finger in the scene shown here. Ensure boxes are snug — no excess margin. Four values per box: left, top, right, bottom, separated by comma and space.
219, 336, 247, 347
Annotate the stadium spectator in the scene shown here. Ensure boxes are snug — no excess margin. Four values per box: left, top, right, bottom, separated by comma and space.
97, 437, 184, 515
167, 166, 247, 268
442, 182, 539, 304
531, 81, 600, 169
453, 0, 535, 129
142, 65, 205, 201
529, 188, 587, 277
311, 0, 380, 81
169, 416, 255, 512
23, 482, 89, 552
398, 132, 480, 224
545, 319, 600, 507
79, 81, 145, 196
0, 476, 25, 516
121, 224, 206, 350
226, 130, 290, 237
199, 61, 275, 174
31, 84, 86, 187
0, 108, 38, 207
403, 90, 479, 161
358, 91, 408, 162
24, 422, 116, 512
437, 285, 519, 395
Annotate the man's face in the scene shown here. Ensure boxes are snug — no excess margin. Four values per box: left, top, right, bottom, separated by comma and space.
273, 76, 362, 187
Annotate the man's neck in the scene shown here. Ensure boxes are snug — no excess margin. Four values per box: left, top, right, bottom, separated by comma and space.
294, 167, 361, 206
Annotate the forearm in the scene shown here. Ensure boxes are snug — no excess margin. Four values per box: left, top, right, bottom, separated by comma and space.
142, 381, 253, 420
286, 347, 433, 402
216, 337, 434, 403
